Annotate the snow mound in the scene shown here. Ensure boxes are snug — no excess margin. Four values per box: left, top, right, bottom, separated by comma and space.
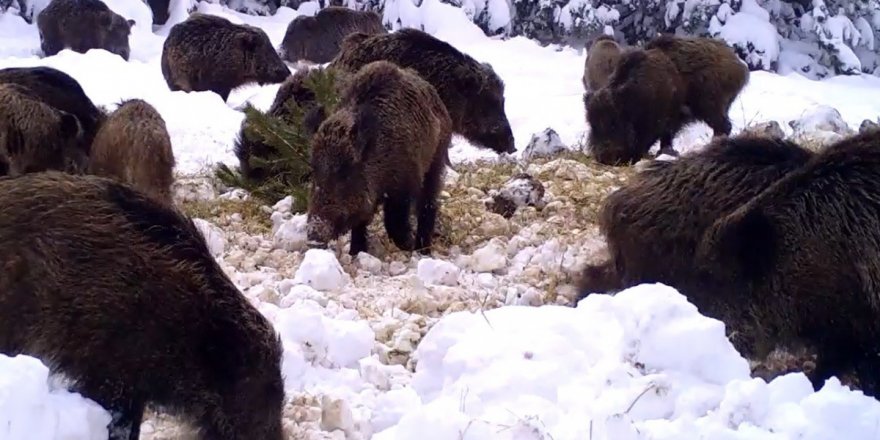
789, 105, 855, 141
522, 127, 567, 161
0, 354, 112, 440
293, 249, 349, 292
375, 284, 880, 439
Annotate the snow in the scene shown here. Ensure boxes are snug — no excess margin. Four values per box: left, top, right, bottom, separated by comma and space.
4, 1, 880, 439
0, 354, 112, 440
376, 284, 880, 440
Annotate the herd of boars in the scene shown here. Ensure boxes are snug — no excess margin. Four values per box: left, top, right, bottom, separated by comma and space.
0, 0, 879, 438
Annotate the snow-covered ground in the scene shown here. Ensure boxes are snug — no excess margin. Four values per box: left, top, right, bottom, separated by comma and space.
3, 1, 880, 439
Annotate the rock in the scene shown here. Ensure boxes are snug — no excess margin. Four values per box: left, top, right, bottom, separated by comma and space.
320, 396, 355, 434
293, 249, 348, 292
743, 120, 785, 139
388, 261, 408, 276
487, 173, 546, 218
173, 177, 216, 203
789, 105, 854, 137
860, 118, 880, 134
356, 252, 383, 275
192, 218, 225, 258
534, 158, 592, 181
416, 258, 460, 286
522, 127, 567, 161
468, 238, 508, 273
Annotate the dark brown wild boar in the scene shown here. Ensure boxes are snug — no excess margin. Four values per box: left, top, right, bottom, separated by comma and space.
280, 6, 386, 64
576, 135, 813, 382
697, 130, 880, 397
37, 0, 135, 61
161, 13, 290, 101
89, 99, 176, 206
644, 34, 750, 138
330, 28, 515, 155
307, 60, 452, 256
0, 83, 86, 176
0, 171, 285, 440
586, 48, 687, 164
0, 65, 105, 156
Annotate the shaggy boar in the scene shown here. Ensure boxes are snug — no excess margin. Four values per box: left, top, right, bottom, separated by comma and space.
161, 13, 290, 101
577, 134, 812, 301
330, 28, 515, 155
0, 171, 284, 440
697, 130, 880, 396
280, 6, 386, 64
89, 99, 176, 206
0, 65, 105, 155
37, 0, 134, 61
234, 67, 347, 182
0, 83, 87, 176
644, 34, 749, 138
583, 35, 622, 95
307, 60, 452, 256
586, 48, 688, 164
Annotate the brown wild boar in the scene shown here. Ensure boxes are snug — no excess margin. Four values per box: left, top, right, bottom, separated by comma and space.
697, 130, 880, 397
583, 34, 622, 95
576, 135, 813, 372
0, 65, 106, 156
0, 83, 86, 176
644, 34, 749, 138
161, 13, 290, 101
89, 99, 176, 206
330, 28, 516, 155
37, 0, 134, 61
586, 48, 687, 164
280, 6, 386, 64
307, 60, 452, 256
0, 171, 284, 440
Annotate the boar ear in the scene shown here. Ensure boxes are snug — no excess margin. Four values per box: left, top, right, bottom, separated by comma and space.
127, 19, 135, 29
58, 112, 81, 139
351, 106, 378, 162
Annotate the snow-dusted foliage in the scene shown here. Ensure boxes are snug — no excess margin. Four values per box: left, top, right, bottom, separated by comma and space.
5, 0, 880, 77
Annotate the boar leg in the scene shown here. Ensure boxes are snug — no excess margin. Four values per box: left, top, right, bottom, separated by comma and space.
657, 132, 679, 157
415, 157, 445, 255
349, 222, 369, 256
382, 193, 415, 252
105, 397, 145, 440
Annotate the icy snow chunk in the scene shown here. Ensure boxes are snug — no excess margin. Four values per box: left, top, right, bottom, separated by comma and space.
293, 249, 348, 291
0, 354, 111, 440
279, 283, 328, 308
789, 105, 854, 136
416, 258, 460, 286
466, 238, 508, 273
192, 218, 225, 258
487, 173, 546, 218
272, 213, 308, 251
522, 127, 567, 161
274, 300, 374, 369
